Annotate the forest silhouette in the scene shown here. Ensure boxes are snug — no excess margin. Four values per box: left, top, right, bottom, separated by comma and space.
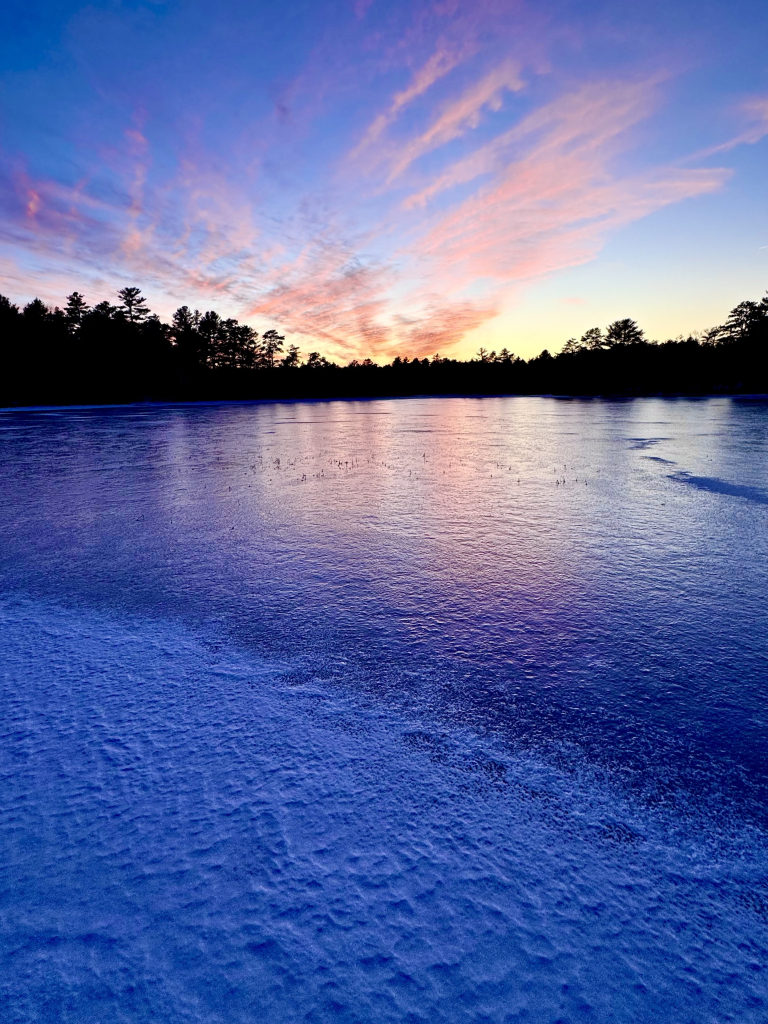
1, 286, 766, 406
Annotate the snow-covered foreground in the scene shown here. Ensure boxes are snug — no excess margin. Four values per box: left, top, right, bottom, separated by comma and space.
2, 596, 766, 1023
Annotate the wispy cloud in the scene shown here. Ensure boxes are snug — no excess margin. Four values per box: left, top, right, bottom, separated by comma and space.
244, 243, 394, 357
352, 44, 470, 157
378, 61, 526, 183
239, 232, 495, 360
120, 126, 152, 258
685, 95, 768, 159
0, 130, 266, 306
406, 79, 730, 288
397, 299, 497, 356
405, 77, 662, 208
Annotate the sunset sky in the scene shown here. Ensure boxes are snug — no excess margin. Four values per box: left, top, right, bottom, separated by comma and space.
1, 0, 767, 361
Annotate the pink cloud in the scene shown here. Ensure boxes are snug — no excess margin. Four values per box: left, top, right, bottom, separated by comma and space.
405, 77, 663, 208
398, 299, 497, 357
240, 233, 497, 361
121, 126, 151, 258
381, 61, 526, 183
351, 44, 471, 158
1, 130, 270, 303
407, 79, 730, 290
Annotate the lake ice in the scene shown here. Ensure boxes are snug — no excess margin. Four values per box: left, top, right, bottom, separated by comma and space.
1, 396, 767, 1022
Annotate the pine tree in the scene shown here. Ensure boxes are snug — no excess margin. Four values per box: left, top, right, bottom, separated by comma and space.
65, 292, 90, 332
117, 287, 150, 324
260, 329, 285, 368
605, 319, 644, 347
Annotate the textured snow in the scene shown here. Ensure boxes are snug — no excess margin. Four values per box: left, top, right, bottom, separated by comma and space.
2, 598, 767, 1023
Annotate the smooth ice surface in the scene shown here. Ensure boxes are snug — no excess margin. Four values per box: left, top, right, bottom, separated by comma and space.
1, 396, 768, 1022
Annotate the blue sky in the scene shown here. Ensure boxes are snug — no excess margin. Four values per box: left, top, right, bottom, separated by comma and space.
1, 0, 766, 359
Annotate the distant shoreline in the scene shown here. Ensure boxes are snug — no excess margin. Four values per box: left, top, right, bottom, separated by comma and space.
3, 390, 768, 415
3, 287, 766, 407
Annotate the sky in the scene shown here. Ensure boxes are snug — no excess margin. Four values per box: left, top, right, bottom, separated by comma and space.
1, 0, 767, 361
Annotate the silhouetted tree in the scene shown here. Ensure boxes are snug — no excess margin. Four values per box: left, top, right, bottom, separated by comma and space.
23, 298, 49, 322
0, 294, 19, 321
715, 300, 767, 345
580, 327, 604, 350
89, 300, 118, 320
605, 319, 644, 347
232, 323, 259, 369
170, 306, 200, 385
218, 318, 241, 369
198, 311, 223, 367
118, 287, 150, 324
65, 292, 89, 333
172, 305, 198, 334
306, 351, 331, 369
261, 329, 285, 368
282, 344, 301, 368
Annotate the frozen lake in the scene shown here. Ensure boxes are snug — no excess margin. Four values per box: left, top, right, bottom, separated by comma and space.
1, 396, 767, 1022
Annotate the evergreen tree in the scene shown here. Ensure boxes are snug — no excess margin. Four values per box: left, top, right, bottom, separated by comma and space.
172, 305, 198, 335
580, 327, 604, 350
233, 323, 259, 369
605, 319, 644, 347
282, 344, 301, 368
89, 300, 117, 319
306, 351, 330, 369
261, 329, 285, 368
65, 292, 90, 332
0, 294, 20, 324
719, 300, 766, 343
199, 311, 224, 367
117, 287, 150, 324
171, 306, 203, 373
23, 298, 49, 321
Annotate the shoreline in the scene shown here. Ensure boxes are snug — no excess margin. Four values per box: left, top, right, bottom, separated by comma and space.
2, 391, 768, 415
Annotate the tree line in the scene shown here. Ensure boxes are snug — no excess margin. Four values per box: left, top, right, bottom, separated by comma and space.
0, 286, 766, 405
